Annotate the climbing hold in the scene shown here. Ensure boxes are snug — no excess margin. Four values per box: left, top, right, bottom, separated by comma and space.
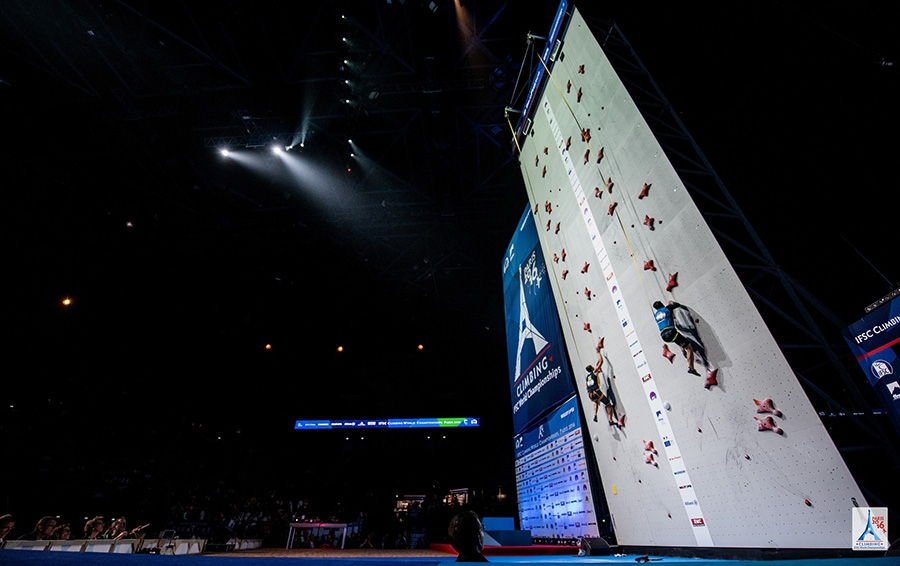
754, 415, 783, 435
578, 64, 585, 74
662, 344, 676, 363
544, 146, 549, 155
581, 128, 591, 143
546, 220, 551, 231
753, 398, 783, 418
643, 440, 658, 455
561, 270, 569, 280
535, 155, 540, 166
644, 453, 657, 467
544, 201, 552, 213
605, 177, 614, 193
643, 215, 655, 231
553, 253, 559, 263
608, 202, 618, 215
639, 183, 651, 199
534, 203, 539, 214
577, 87, 583, 103
617, 414, 626, 428
583, 323, 592, 333
555, 222, 560, 234
596, 146, 604, 164
561, 248, 567, 261
597, 337, 605, 350
643, 259, 657, 272
566, 137, 572, 151
704, 368, 719, 390
667, 513, 671, 518
584, 287, 592, 300
542, 165, 547, 178
666, 272, 679, 292
583, 149, 590, 164
566, 80, 571, 93
745, 455, 751, 460
581, 262, 590, 274
697, 428, 702, 433
805, 499, 812, 507
594, 187, 602, 198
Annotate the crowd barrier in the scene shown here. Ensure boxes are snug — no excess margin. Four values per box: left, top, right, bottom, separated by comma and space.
1, 538, 205, 554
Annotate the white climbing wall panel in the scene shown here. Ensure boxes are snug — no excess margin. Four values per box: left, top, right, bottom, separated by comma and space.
518, 7, 866, 550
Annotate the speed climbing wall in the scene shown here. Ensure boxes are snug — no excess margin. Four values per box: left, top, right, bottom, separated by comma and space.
515, 6, 867, 550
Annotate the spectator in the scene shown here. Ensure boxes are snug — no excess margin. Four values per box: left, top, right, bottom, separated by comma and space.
84, 516, 106, 539
448, 510, 488, 562
17, 516, 57, 540
0, 514, 15, 544
53, 523, 73, 540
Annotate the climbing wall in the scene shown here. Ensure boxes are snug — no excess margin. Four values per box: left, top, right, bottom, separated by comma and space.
516, 7, 866, 550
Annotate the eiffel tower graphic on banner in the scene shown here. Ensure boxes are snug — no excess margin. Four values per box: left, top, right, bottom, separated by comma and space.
515, 264, 548, 380
858, 509, 881, 541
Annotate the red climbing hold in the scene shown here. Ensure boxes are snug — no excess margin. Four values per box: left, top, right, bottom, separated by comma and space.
597, 337, 605, 350
596, 146, 604, 164
754, 415, 783, 435
608, 202, 617, 215
542, 165, 547, 178
704, 367, 719, 389
546, 220, 551, 231
566, 80, 571, 93
584, 323, 592, 333
605, 177, 614, 193
566, 137, 572, 151
618, 414, 626, 428
583, 149, 590, 164
561, 248, 567, 261
581, 262, 590, 274
577, 87, 583, 103
639, 183, 651, 199
594, 187, 602, 198
643, 440, 658, 455
662, 344, 676, 363
578, 64, 585, 74
666, 272, 678, 292
754, 398, 783, 417
643, 259, 657, 272
644, 215, 655, 231
553, 253, 559, 263
584, 287, 592, 300
644, 452, 657, 467
555, 222, 560, 234
561, 270, 569, 280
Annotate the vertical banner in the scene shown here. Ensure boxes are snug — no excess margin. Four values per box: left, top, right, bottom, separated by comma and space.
841, 297, 900, 437
503, 206, 576, 434
852, 507, 888, 551
513, 395, 601, 540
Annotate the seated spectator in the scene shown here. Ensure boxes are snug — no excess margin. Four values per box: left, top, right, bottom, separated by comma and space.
84, 516, 106, 540
448, 510, 488, 562
0, 514, 15, 544
52, 523, 72, 540
18, 516, 57, 541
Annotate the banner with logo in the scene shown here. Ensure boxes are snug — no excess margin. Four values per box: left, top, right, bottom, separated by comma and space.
513, 395, 600, 540
851, 507, 888, 551
841, 296, 900, 437
503, 206, 576, 434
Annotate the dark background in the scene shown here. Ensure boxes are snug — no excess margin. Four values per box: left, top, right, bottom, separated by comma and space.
2, 0, 897, 540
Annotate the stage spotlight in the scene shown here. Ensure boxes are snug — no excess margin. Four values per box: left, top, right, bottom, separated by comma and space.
272, 145, 282, 154
348, 139, 353, 144
220, 149, 230, 156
